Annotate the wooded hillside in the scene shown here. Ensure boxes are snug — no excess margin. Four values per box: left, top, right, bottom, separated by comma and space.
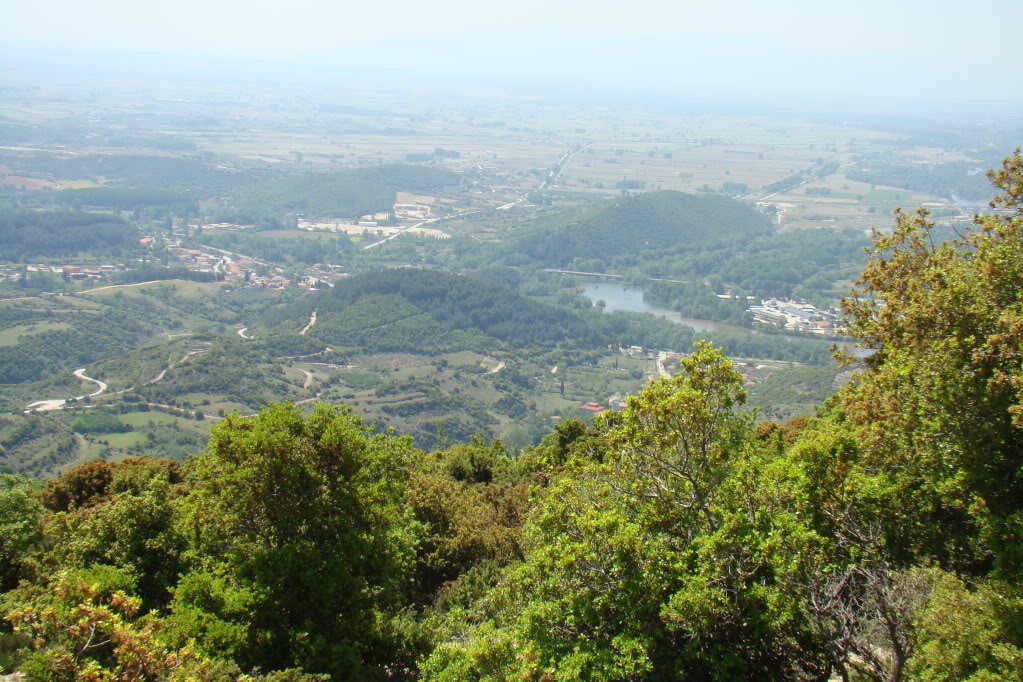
517, 190, 773, 266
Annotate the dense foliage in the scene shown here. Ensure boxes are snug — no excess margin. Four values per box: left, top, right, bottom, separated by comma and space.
847, 156, 994, 201
135, 339, 297, 410
516, 190, 772, 266
0, 210, 137, 260
0, 314, 151, 384
1, 153, 249, 194
271, 269, 604, 351
1, 154, 1021, 681
54, 188, 195, 210
269, 268, 834, 364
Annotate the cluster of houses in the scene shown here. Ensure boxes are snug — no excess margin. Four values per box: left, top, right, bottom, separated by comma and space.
167, 245, 223, 277
2, 263, 123, 283
748, 299, 842, 334
575, 399, 630, 417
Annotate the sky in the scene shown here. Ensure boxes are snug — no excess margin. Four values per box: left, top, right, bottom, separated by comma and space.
3, 0, 1022, 114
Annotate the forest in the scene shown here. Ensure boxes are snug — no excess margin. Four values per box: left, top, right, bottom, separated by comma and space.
0, 210, 138, 260
268, 268, 834, 364
0, 153, 1019, 681
846, 157, 994, 201
0, 313, 152, 385
515, 190, 773, 266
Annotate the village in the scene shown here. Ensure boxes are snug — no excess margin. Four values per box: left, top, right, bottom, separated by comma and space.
748, 298, 844, 334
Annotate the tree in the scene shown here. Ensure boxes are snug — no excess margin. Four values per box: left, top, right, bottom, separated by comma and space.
0, 475, 44, 592
175, 403, 420, 679
422, 344, 814, 681
604, 341, 749, 537
839, 149, 1023, 578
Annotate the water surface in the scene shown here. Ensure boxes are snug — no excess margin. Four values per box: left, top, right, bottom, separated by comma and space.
579, 281, 755, 335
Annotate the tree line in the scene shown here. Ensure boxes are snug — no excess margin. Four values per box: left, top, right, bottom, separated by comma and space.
0, 209, 137, 260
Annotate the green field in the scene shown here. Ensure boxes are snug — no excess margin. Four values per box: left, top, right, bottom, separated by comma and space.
0, 321, 71, 346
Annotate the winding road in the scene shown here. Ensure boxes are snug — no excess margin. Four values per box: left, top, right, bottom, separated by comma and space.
24, 368, 108, 413
24, 348, 204, 414
73, 368, 107, 397
655, 351, 671, 379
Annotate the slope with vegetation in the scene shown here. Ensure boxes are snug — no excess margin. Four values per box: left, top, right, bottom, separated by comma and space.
516, 190, 773, 266
0, 209, 138, 261
270, 269, 604, 351
0, 152, 1020, 680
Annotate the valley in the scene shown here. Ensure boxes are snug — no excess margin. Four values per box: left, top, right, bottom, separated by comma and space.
1, 3, 1021, 679
0, 71, 1015, 478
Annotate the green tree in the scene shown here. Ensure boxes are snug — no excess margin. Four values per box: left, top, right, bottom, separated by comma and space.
422, 344, 822, 680
0, 474, 44, 592
175, 402, 420, 679
839, 150, 1023, 578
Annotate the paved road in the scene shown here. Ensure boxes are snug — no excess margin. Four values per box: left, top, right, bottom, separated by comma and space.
73, 368, 107, 397
539, 142, 592, 191
24, 368, 107, 413
362, 209, 481, 250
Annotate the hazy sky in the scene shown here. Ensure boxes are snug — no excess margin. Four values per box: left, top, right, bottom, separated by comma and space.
4, 0, 1022, 112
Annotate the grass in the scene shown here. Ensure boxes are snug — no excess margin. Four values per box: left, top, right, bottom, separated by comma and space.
80, 279, 225, 298
117, 411, 186, 428
0, 321, 71, 346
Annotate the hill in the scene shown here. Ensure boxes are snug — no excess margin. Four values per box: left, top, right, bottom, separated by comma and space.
0, 209, 138, 261
267, 268, 605, 353
133, 337, 300, 410
745, 364, 849, 422
516, 190, 772, 266
230, 164, 459, 219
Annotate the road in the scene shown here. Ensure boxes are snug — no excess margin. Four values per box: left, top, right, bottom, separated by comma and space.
299, 310, 317, 336
496, 197, 524, 211
80, 280, 172, 294
362, 209, 482, 250
237, 327, 253, 339
655, 351, 671, 379
202, 245, 284, 273
143, 348, 205, 387
73, 369, 107, 397
756, 156, 846, 202
539, 142, 592, 191
24, 368, 107, 413
487, 361, 506, 374
24, 347, 207, 415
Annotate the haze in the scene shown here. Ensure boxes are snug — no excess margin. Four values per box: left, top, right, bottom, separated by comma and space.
4, 0, 1022, 115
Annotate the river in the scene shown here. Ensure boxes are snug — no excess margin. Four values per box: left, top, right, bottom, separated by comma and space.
579, 281, 756, 335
